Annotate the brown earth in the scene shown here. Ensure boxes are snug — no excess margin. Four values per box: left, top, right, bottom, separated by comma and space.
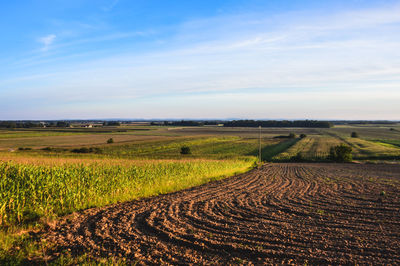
0, 134, 171, 150
44, 163, 400, 264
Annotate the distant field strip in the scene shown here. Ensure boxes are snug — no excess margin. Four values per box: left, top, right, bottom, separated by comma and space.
372, 139, 400, 148
0, 131, 87, 139
100, 136, 277, 159
101, 137, 236, 158
0, 157, 255, 225
261, 138, 299, 161
0, 134, 168, 150
270, 135, 400, 161
0, 153, 229, 166
321, 131, 400, 160
346, 138, 400, 159
273, 136, 342, 160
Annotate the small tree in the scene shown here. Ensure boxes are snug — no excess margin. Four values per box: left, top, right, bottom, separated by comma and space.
107, 138, 114, 144
329, 144, 352, 162
180, 146, 191, 155
300, 134, 307, 139
291, 153, 304, 162
288, 133, 296, 139
351, 132, 359, 138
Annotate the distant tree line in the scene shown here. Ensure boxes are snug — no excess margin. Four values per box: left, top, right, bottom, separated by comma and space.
0, 121, 42, 128
332, 120, 398, 125
223, 120, 333, 128
151, 120, 220, 126
103, 121, 121, 126
0, 121, 70, 128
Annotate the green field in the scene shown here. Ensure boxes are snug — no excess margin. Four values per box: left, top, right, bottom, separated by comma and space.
1, 133, 273, 226
2, 125, 398, 226
372, 139, 400, 148
1, 123, 400, 263
272, 136, 342, 161
271, 134, 400, 161
2, 124, 400, 161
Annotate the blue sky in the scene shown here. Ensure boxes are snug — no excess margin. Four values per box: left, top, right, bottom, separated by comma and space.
1, 0, 400, 120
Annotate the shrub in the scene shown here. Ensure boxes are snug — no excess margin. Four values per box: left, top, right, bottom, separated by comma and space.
351, 132, 359, 138
180, 146, 191, 155
107, 138, 114, 144
273, 135, 289, 139
328, 144, 352, 162
300, 134, 307, 139
56, 121, 70, 127
71, 147, 90, 153
71, 147, 102, 154
18, 147, 32, 151
291, 153, 304, 162
288, 133, 296, 139
103, 121, 121, 126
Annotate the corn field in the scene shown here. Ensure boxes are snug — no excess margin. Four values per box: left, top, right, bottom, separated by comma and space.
0, 158, 255, 225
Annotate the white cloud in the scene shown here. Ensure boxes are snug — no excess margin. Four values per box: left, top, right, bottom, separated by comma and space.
38, 34, 56, 51
3, 3, 400, 119
297, 3, 400, 31
102, 0, 119, 12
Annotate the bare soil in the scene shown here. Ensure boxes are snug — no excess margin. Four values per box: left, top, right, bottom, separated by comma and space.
44, 163, 400, 264
0, 134, 170, 150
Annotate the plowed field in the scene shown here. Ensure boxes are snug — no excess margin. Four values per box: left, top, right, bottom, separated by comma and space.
44, 163, 400, 264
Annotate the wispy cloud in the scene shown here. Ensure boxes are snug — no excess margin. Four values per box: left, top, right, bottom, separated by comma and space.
296, 3, 400, 31
38, 34, 56, 51
10, 31, 150, 70
102, 0, 119, 12
3, 2, 400, 119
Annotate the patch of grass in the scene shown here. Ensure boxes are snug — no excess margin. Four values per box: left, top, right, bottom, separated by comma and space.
346, 138, 400, 159
0, 225, 47, 265
48, 251, 129, 265
0, 227, 128, 265
275, 136, 345, 161
260, 138, 299, 161
373, 139, 400, 148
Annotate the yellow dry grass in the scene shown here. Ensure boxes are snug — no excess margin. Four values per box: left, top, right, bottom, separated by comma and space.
0, 153, 228, 167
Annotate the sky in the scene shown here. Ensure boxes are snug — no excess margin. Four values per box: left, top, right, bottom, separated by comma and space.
1, 0, 400, 120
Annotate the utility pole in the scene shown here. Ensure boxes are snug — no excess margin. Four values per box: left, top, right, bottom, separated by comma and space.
259, 125, 262, 163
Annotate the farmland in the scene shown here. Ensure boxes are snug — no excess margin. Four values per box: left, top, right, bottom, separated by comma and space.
0, 123, 400, 263
0, 158, 254, 225
273, 134, 400, 161
43, 163, 400, 264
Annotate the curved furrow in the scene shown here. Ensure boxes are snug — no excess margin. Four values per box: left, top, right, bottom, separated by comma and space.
44, 163, 400, 264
